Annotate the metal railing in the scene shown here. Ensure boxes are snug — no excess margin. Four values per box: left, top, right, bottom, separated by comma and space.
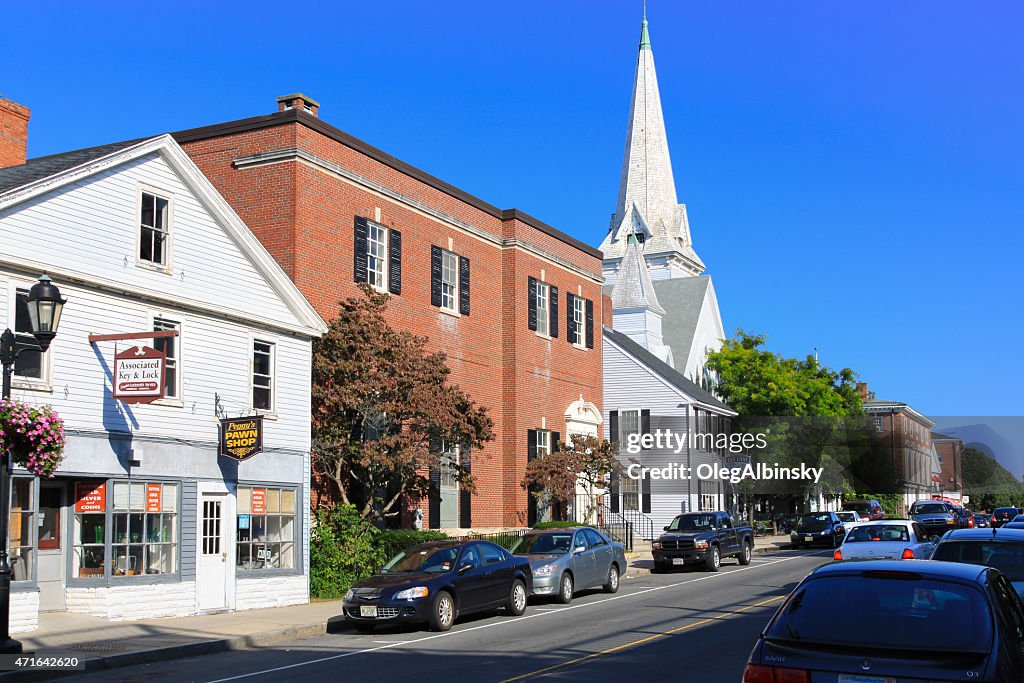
597, 519, 634, 552
617, 508, 657, 542
458, 528, 530, 550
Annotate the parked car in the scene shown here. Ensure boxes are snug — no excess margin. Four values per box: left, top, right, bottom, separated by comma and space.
841, 498, 884, 521
832, 519, 937, 561
742, 560, 1024, 682
990, 506, 1020, 528
974, 513, 992, 528
789, 512, 846, 549
342, 540, 531, 632
834, 510, 865, 526
953, 506, 975, 528
651, 511, 754, 572
509, 527, 624, 604
932, 527, 1024, 602
909, 499, 957, 537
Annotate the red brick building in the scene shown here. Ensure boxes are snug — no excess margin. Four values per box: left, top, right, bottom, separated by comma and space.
932, 433, 965, 503
174, 94, 604, 528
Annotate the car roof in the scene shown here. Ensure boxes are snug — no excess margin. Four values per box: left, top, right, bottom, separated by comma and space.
811, 559, 989, 582
940, 528, 1024, 541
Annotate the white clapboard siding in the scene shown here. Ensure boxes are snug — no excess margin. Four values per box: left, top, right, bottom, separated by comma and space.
0, 150, 302, 331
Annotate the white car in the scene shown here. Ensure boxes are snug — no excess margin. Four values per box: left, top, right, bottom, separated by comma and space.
835, 511, 865, 526
832, 520, 937, 561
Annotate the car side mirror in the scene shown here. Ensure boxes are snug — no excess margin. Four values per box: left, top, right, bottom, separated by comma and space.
663, 526, 670, 531
574, 546, 587, 555
458, 563, 474, 575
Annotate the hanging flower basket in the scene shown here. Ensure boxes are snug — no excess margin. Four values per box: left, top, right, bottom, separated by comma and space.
0, 398, 66, 477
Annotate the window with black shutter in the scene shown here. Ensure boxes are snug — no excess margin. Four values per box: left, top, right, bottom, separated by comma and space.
527, 429, 539, 526
388, 229, 402, 295
527, 276, 538, 331
430, 245, 443, 307
459, 256, 470, 316
609, 410, 620, 513
549, 286, 558, 338
459, 449, 472, 528
353, 217, 368, 283
585, 298, 595, 349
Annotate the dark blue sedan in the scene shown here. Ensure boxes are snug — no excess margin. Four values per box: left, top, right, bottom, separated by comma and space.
743, 560, 1024, 682
343, 540, 532, 632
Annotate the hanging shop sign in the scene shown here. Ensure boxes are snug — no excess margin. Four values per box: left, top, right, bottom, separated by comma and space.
75, 481, 106, 513
219, 416, 264, 461
113, 346, 166, 404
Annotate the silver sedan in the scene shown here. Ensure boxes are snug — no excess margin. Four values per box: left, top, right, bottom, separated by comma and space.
833, 520, 938, 561
510, 527, 627, 604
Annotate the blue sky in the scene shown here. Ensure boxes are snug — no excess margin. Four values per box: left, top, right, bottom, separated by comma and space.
5, 1, 1022, 416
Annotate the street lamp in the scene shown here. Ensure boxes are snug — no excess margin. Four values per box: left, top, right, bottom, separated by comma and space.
1, 274, 66, 654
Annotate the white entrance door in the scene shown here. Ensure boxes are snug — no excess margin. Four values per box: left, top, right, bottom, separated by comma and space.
198, 494, 228, 611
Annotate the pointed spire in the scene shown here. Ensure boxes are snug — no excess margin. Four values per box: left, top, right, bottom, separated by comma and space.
611, 234, 664, 314
640, 4, 651, 50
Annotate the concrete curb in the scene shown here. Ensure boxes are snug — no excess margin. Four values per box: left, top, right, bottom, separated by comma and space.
1, 621, 333, 682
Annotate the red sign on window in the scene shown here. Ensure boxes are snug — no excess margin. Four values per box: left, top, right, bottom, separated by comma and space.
251, 488, 267, 515
146, 483, 162, 513
75, 482, 106, 513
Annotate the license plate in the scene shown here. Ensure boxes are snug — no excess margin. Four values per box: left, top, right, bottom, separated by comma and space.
804, 536, 813, 542
838, 676, 895, 683
672, 558, 685, 565
359, 605, 378, 618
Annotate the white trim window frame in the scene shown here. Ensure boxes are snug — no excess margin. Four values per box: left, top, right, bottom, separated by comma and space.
620, 409, 640, 444
440, 249, 459, 313
571, 295, 585, 348
535, 281, 550, 337
136, 185, 173, 272
251, 338, 275, 414
536, 429, 551, 458
366, 221, 388, 292
152, 316, 182, 405
8, 282, 52, 391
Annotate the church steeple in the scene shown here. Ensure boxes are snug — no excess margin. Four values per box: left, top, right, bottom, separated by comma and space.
600, 12, 705, 284
610, 232, 673, 364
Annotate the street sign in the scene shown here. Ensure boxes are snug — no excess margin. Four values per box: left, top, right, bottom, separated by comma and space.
113, 345, 165, 404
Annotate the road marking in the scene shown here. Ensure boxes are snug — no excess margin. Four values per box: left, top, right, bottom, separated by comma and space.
497, 593, 787, 682
203, 554, 813, 683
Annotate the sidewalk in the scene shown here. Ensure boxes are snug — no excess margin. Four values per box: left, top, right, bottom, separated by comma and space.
3, 600, 342, 681
624, 533, 792, 575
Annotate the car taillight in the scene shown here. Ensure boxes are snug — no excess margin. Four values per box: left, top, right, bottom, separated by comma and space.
775, 669, 810, 683
901, 548, 915, 559
833, 549, 843, 560
741, 664, 775, 683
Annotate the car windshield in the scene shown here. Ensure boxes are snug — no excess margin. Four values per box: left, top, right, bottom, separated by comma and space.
911, 503, 947, 515
836, 512, 859, 523
667, 515, 716, 531
845, 525, 910, 543
933, 541, 1024, 581
381, 545, 459, 573
766, 574, 992, 653
510, 532, 574, 554
800, 513, 831, 526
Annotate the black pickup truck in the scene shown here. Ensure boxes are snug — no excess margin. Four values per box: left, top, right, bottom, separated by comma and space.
651, 511, 755, 572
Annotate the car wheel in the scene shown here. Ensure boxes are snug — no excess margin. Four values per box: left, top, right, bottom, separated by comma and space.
603, 564, 620, 593
650, 562, 664, 574
507, 579, 528, 616
353, 622, 375, 633
738, 541, 752, 566
556, 573, 574, 604
428, 590, 455, 632
705, 546, 721, 572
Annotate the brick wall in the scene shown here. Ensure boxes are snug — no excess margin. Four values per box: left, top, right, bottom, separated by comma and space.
179, 106, 603, 526
65, 582, 197, 620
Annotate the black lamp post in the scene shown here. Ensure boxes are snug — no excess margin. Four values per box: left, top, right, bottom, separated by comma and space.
1, 274, 66, 654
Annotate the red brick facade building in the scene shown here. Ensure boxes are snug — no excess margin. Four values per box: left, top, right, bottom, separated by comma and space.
932, 433, 965, 502
175, 94, 604, 528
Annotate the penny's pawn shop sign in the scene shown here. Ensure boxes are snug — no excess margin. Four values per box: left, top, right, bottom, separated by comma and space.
220, 416, 265, 461
113, 346, 166, 403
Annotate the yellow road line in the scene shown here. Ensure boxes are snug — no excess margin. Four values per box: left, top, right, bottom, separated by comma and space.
497, 594, 786, 683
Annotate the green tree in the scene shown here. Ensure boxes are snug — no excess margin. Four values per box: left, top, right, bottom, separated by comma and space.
962, 447, 1024, 510
312, 287, 495, 523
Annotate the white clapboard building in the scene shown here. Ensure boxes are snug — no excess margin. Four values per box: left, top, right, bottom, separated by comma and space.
0, 133, 326, 632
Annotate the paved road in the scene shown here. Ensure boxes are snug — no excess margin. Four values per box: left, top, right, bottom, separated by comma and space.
72, 549, 832, 683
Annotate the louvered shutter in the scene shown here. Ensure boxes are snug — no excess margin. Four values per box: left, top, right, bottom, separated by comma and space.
353, 217, 368, 283
609, 410, 619, 444
641, 409, 651, 436
609, 469, 620, 513
641, 471, 652, 514
430, 245, 443, 307
459, 448, 472, 528
527, 429, 538, 526
459, 256, 470, 316
527, 277, 538, 331
585, 298, 595, 349
428, 436, 441, 528
549, 286, 559, 338
566, 292, 575, 344
388, 229, 402, 295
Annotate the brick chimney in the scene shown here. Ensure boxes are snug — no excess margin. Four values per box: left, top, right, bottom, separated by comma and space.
856, 382, 869, 400
276, 93, 319, 118
0, 97, 30, 168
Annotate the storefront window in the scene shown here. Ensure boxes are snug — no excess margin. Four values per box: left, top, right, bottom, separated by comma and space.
111, 481, 178, 576
10, 478, 35, 582
72, 481, 107, 579
236, 486, 295, 570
